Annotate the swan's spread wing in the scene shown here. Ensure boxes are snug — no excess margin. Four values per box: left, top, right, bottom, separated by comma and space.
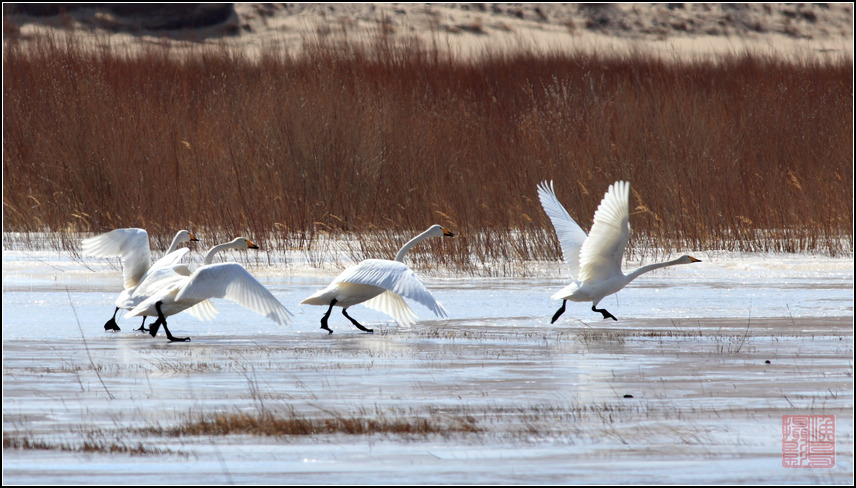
81, 228, 151, 289
175, 263, 292, 326
537, 181, 588, 280
363, 290, 419, 326
337, 259, 448, 318
578, 181, 631, 282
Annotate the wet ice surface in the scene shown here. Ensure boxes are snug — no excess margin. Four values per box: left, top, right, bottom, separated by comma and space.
2, 249, 853, 484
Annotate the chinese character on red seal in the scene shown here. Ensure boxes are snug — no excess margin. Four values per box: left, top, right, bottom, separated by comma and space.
782, 415, 835, 468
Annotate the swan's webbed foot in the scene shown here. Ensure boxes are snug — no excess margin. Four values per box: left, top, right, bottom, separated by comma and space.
342, 309, 373, 333
152, 320, 190, 342
148, 318, 164, 338
551, 300, 567, 324
592, 305, 617, 321
164, 329, 191, 342
104, 307, 121, 331
133, 317, 149, 333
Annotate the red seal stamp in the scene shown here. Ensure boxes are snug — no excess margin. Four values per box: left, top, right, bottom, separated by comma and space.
782, 415, 835, 468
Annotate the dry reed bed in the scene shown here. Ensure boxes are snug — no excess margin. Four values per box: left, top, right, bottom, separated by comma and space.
3, 32, 852, 273
0, 398, 723, 455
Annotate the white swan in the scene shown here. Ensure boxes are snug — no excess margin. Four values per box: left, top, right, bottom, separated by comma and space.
537, 180, 701, 322
300, 225, 454, 333
124, 237, 292, 342
80, 228, 198, 331
119, 236, 260, 324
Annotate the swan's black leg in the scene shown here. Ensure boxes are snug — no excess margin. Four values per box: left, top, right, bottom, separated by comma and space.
592, 305, 617, 321
133, 316, 149, 333
320, 299, 336, 334
550, 300, 567, 324
104, 307, 121, 331
342, 308, 373, 333
149, 301, 190, 342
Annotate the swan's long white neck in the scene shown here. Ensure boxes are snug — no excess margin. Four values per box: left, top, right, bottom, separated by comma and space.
204, 241, 239, 265
395, 229, 434, 262
624, 257, 688, 284
166, 233, 185, 254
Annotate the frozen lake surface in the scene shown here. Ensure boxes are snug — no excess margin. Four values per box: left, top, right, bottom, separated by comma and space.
2, 248, 853, 484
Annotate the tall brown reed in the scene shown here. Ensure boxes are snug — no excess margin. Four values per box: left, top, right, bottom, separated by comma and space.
2, 30, 852, 272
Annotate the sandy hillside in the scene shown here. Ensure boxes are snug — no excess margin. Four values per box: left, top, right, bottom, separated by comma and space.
4, 3, 853, 60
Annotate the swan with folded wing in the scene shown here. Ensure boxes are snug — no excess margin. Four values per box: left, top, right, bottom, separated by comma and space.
301, 225, 454, 333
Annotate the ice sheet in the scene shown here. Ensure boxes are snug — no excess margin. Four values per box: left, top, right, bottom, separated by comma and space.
2, 247, 853, 484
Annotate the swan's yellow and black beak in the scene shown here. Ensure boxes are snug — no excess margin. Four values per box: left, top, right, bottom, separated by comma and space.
189, 232, 199, 242
247, 239, 259, 249
442, 227, 456, 237
689, 256, 701, 263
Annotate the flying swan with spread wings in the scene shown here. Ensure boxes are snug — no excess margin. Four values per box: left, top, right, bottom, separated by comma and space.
537, 180, 700, 323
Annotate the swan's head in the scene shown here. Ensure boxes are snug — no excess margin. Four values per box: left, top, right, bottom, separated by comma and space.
203, 237, 259, 265
425, 224, 455, 238
176, 230, 199, 243
678, 255, 701, 264
228, 237, 259, 250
